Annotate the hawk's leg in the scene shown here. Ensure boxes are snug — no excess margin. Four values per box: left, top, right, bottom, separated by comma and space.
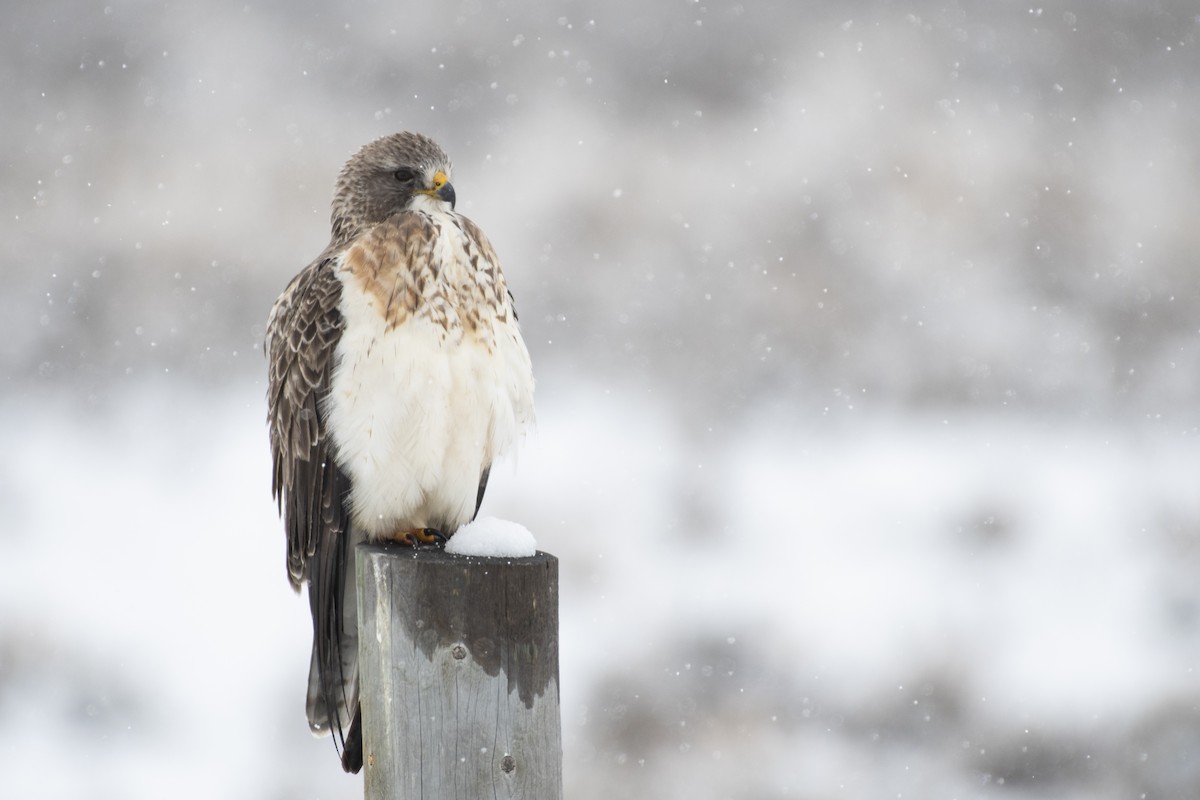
392, 527, 447, 548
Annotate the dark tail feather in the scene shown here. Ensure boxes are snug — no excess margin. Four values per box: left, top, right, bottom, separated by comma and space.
305, 463, 361, 771
341, 705, 363, 773
474, 465, 491, 519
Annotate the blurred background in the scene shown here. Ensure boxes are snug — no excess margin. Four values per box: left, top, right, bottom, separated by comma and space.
2, 0, 1199, 797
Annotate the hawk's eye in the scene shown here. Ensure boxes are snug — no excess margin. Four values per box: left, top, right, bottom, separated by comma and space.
393, 168, 418, 184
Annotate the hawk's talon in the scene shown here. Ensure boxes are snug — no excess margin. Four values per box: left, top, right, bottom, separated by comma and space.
394, 527, 447, 548
420, 527, 448, 545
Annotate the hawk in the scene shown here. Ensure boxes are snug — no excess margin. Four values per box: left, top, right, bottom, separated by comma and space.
265, 132, 535, 773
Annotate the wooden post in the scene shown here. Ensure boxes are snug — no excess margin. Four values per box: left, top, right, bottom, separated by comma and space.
356, 545, 561, 800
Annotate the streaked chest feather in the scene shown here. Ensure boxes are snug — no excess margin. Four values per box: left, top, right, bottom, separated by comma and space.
339, 210, 510, 348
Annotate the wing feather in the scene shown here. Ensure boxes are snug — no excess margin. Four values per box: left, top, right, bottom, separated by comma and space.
267, 255, 346, 588
266, 252, 361, 771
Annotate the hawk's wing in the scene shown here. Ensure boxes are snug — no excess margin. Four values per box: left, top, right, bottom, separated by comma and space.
266, 252, 360, 769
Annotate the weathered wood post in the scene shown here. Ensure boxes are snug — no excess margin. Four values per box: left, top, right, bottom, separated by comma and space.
356, 545, 561, 800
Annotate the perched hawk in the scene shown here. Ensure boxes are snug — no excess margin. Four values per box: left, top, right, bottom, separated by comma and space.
265, 132, 535, 773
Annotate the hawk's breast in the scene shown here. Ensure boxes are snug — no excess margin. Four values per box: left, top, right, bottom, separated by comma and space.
325, 210, 534, 539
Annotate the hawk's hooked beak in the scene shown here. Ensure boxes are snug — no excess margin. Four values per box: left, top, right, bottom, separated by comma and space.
423, 170, 456, 210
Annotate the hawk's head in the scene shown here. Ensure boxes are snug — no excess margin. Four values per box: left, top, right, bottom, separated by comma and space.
330, 131, 456, 244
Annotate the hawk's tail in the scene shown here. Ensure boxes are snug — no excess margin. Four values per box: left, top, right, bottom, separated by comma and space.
305, 486, 363, 773
304, 637, 362, 772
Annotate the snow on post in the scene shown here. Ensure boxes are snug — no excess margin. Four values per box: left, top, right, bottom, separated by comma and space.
355, 538, 561, 800
445, 516, 538, 557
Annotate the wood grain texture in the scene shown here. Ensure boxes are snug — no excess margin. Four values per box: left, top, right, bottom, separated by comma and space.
356, 545, 561, 800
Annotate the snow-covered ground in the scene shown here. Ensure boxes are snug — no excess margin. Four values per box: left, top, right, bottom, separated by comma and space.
1, 381, 1197, 799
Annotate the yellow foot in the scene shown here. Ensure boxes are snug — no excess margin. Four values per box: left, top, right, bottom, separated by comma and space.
391, 527, 447, 547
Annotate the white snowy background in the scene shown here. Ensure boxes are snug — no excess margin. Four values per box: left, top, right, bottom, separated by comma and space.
3, 1, 1200, 798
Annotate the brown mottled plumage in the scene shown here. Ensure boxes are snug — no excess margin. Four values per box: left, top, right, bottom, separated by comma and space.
266, 132, 534, 773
